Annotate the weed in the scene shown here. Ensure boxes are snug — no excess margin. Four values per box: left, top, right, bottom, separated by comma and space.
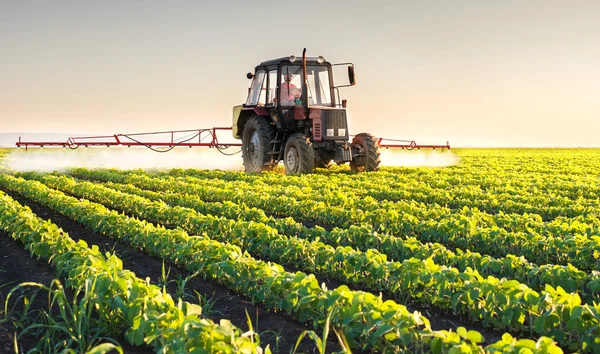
3, 279, 123, 353
292, 308, 351, 354
193, 290, 222, 318
174, 269, 202, 300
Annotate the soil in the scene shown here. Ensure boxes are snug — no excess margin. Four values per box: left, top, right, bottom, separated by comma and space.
1, 190, 340, 353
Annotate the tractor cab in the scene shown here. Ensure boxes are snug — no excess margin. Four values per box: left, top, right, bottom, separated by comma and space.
232, 49, 379, 174
245, 58, 334, 108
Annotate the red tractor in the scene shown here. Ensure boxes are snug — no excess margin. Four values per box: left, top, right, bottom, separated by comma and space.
233, 49, 380, 174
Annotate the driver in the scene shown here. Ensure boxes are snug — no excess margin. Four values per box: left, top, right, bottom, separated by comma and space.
281, 74, 301, 105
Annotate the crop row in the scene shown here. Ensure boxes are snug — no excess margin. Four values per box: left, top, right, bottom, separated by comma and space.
148, 168, 598, 222
165, 148, 600, 189
0, 174, 502, 353
164, 163, 600, 216
73, 169, 600, 250
169, 167, 600, 213
170, 170, 600, 235
166, 162, 598, 189
0, 190, 262, 353
15, 173, 600, 351
75, 168, 600, 243
69, 169, 600, 271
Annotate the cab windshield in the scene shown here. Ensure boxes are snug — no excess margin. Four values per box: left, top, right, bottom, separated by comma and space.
280, 65, 333, 107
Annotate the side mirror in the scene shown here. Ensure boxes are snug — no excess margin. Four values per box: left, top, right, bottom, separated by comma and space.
246, 72, 254, 79
348, 66, 356, 86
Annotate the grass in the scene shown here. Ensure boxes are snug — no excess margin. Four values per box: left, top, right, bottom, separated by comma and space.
291, 308, 351, 354
2, 279, 123, 353
157, 261, 223, 318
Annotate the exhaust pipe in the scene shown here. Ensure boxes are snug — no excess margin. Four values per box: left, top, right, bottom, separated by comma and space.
302, 48, 309, 117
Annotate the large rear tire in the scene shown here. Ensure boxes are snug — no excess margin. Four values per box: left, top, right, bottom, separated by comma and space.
350, 133, 381, 172
284, 134, 315, 174
242, 115, 276, 173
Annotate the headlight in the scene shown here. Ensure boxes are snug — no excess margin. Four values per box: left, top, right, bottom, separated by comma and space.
327, 129, 334, 136
317, 56, 325, 64
289, 55, 297, 63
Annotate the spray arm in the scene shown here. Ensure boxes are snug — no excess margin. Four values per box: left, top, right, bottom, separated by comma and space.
15, 127, 241, 151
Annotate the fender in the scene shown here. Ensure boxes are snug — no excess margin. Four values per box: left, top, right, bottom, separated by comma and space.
232, 106, 269, 139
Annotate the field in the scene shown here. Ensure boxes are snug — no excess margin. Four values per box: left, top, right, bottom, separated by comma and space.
0, 148, 599, 353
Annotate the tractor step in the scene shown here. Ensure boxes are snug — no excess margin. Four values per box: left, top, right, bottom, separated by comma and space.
269, 131, 286, 164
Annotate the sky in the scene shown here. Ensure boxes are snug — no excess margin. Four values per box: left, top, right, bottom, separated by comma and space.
1, 0, 599, 147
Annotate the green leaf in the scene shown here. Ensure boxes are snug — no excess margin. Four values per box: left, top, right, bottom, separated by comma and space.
373, 323, 395, 338
86, 343, 123, 354
466, 330, 484, 343
456, 327, 467, 339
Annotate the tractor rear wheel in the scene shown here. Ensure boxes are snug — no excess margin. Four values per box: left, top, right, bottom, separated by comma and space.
284, 134, 315, 174
350, 133, 381, 172
242, 115, 276, 173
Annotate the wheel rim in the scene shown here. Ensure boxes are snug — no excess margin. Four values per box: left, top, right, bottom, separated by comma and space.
247, 129, 260, 168
286, 146, 299, 172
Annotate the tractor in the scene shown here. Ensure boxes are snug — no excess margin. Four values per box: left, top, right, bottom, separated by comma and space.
232, 49, 380, 174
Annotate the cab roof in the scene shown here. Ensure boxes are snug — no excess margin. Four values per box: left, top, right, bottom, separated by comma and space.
256, 57, 328, 68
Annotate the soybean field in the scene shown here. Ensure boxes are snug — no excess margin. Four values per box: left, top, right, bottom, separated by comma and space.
0, 148, 599, 353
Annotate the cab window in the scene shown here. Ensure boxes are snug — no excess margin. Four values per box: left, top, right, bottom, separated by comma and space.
246, 70, 266, 106
280, 65, 303, 106
267, 70, 278, 105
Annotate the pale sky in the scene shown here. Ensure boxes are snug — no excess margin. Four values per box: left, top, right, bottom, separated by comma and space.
1, 0, 599, 147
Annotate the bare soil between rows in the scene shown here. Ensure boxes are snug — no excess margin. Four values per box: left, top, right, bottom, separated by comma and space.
2, 189, 340, 353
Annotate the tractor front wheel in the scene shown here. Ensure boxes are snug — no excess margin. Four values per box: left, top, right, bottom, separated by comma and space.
242, 115, 276, 173
350, 133, 381, 172
284, 134, 315, 174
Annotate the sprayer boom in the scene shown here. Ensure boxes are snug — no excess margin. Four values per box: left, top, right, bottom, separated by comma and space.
15, 128, 450, 156
16, 127, 241, 151
376, 138, 450, 150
